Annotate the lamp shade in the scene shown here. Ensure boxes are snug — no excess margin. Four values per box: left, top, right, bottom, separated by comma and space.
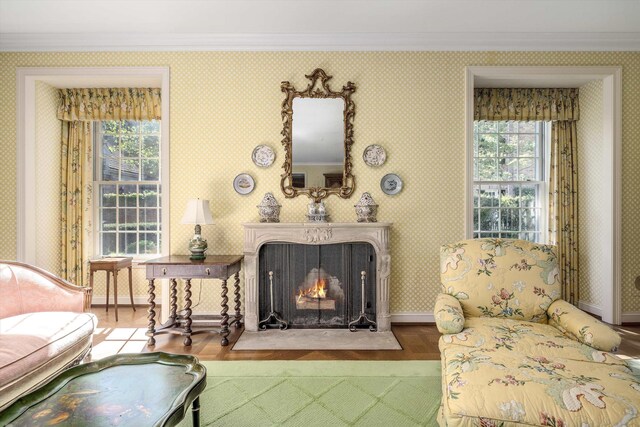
180, 199, 214, 225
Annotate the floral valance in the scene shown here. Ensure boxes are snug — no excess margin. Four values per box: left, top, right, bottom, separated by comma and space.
474, 88, 579, 122
57, 88, 161, 122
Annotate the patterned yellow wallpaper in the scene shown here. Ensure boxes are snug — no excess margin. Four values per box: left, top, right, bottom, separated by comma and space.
577, 79, 606, 311
1, 51, 639, 315
35, 81, 61, 275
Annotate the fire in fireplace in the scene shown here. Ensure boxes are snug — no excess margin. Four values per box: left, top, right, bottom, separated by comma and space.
295, 268, 343, 311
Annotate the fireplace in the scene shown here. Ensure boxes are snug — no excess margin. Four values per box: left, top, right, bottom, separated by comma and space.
258, 243, 376, 328
242, 222, 392, 332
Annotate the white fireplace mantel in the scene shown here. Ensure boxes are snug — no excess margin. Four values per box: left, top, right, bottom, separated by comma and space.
242, 222, 392, 332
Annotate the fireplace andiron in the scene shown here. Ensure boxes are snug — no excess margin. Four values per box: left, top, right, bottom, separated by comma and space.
349, 271, 377, 332
258, 271, 288, 330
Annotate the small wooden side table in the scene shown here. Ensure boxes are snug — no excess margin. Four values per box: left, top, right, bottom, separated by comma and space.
142, 255, 243, 347
89, 257, 135, 321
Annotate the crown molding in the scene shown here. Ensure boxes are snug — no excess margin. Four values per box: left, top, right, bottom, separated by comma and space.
2, 32, 640, 52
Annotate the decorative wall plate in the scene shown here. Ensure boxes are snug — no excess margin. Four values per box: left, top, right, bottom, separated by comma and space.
234, 173, 255, 195
363, 144, 386, 167
252, 145, 275, 168
380, 173, 403, 195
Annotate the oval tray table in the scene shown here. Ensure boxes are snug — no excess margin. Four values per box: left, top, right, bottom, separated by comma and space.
0, 352, 206, 427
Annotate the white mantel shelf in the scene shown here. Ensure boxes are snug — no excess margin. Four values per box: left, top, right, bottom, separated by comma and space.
242, 222, 392, 332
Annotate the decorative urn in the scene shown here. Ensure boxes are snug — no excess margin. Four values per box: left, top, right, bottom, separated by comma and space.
354, 192, 378, 222
257, 192, 281, 223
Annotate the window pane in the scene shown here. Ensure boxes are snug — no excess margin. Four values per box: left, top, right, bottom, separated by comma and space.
518, 121, 536, 133
139, 209, 158, 230
101, 185, 117, 207
518, 158, 536, 180
119, 208, 137, 231
100, 208, 116, 231
521, 209, 538, 231
120, 233, 138, 255
498, 135, 517, 157
478, 134, 497, 157
102, 156, 119, 181
478, 158, 497, 180
500, 185, 520, 207
140, 184, 159, 207
519, 133, 536, 157
102, 233, 116, 255
101, 134, 118, 156
477, 121, 496, 133
120, 159, 140, 181
122, 120, 139, 134
121, 135, 139, 158
501, 209, 520, 231
498, 158, 517, 180
479, 185, 499, 207
139, 233, 159, 254
101, 121, 119, 134
118, 185, 138, 208
143, 135, 160, 157
478, 208, 499, 231
141, 120, 160, 134
142, 159, 159, 181
473, 187, 480, 208
521, 185, 538, 207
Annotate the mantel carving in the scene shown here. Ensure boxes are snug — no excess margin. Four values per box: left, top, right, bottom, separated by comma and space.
242, 222, 392, 332
303, 227, 333, 243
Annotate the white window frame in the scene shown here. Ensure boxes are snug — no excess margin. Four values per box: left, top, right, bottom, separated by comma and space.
93, 120, 163, 259
472, 121, 550, 243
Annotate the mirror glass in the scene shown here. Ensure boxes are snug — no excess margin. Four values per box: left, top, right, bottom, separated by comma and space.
292, 98, 345, 189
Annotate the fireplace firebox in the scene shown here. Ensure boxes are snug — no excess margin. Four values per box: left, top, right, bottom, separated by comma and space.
258, 243, 376, 329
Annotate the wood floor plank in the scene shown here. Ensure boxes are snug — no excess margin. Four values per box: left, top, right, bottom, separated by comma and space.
89, 306, 640, 361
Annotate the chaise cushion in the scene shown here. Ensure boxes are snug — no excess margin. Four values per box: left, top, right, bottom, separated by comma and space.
0, 311, 97, 410
439, 319, 640, 426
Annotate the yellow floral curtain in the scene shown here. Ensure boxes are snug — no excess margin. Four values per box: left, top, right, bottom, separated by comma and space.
474, 88, 580, 122
58, 88, 162, 121
59, 121, 92, 285
474, 88, 580, 304
57, 88, 161, 284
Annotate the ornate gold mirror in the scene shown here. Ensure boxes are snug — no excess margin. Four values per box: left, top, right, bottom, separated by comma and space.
280, 69, 355, 203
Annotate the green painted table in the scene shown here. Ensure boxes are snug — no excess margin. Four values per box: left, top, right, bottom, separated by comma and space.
0, 352, 206, 427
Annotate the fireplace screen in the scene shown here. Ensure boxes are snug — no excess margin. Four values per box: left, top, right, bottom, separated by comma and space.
258, 243, 376, 328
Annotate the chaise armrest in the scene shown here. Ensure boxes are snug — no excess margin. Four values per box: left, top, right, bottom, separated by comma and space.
547, 299, 621, 352
434, 293, 465, 334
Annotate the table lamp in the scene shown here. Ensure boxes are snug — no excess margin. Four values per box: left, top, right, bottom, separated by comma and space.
180, 198, 214, 260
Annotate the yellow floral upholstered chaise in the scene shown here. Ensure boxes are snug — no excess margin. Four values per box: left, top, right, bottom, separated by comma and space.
435, 239, 639, 426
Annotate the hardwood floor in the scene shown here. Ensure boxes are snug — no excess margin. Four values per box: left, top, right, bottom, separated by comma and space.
89, 306, 640, 361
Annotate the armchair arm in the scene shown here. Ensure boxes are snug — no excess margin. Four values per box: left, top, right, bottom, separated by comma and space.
434, 293, 465, 334
547, 299, 621, 352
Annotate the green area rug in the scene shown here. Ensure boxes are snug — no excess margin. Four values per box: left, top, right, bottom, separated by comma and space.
178, 360, 441, 426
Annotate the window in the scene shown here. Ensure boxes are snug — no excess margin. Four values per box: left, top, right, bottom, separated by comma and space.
472, 121, 549, 242
94, 120, 162, 257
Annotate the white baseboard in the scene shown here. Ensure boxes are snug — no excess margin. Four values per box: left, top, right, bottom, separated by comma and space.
390, 312, 434, 323
91, 296, 149, 306
578, 301, 602, 317
622, 312, 640, 323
